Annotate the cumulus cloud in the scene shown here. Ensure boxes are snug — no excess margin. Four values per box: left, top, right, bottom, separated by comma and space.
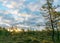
0, 0, 48, 30
3, 1, 17, 9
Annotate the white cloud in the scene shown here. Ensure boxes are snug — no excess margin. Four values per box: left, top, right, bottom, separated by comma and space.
55, 7, 60, 11
27, 0, 45, 12
0, 16, 2, 22
17, 24, 29, 28
27, 1, 40, 11
3, 1, 17, 9
14, 17, 24, 22
0, 0, 45, 30
54, 0, 58, 3
2, 20, 11, 23
28, 4, 40, 11
8, 10, 19, 15
0, 18, 10, 27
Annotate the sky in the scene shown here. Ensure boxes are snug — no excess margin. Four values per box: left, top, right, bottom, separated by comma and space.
0, 0, 60, 29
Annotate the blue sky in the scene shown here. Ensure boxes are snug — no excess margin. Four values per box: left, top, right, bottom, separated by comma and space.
0, 0, 60, 29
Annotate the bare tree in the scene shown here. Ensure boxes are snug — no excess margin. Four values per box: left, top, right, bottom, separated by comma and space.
41, 0, 60, 42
